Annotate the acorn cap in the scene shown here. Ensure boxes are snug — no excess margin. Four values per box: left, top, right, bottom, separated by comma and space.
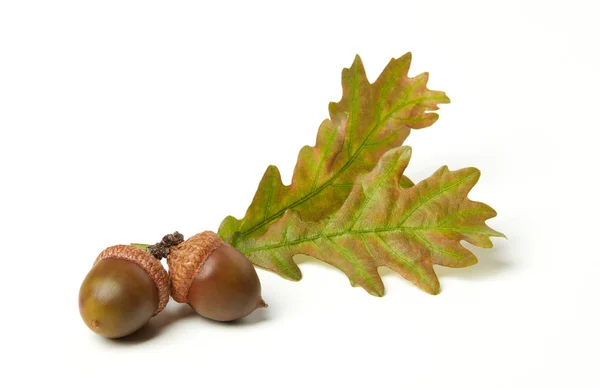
94, 245, 170, 315
167, 231, 223, 303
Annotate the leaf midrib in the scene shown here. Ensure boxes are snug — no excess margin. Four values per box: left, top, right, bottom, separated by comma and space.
243, 226, 472, 254
243, 170, 481, 254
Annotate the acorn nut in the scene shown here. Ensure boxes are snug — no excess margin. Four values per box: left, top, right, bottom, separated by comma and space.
168, 231, 266, 322
78, 245, 170, 338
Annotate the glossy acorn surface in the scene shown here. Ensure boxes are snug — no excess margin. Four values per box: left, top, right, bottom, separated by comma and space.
79, 258, 159, 338
187, 243, 265, 321
168, 231, 266, 322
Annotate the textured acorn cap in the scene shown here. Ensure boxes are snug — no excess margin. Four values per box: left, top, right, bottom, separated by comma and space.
167, 231, 223, 303
94, 245, 170, 315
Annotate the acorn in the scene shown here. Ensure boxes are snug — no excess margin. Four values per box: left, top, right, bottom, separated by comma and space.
78, 245, 170, 338
167, 231, 267, 322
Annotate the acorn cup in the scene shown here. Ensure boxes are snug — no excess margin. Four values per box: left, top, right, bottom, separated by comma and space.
167, 231, 267, 322
78, 245, 170, 339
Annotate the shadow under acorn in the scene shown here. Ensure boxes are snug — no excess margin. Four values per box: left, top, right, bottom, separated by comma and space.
109, 299, 269, 344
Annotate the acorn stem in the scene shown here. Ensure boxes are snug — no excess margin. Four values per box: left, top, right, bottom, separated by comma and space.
132, 232, 185, 260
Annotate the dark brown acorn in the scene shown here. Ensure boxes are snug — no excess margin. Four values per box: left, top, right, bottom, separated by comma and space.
78, 245, 170, 338
167, 231, 266, 322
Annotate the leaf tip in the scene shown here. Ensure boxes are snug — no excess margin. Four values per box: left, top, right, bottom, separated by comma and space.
402, 145, 413, 158
469, 166, 482, 177
385, 144, 413, 161
438, 165, 450, 174
494, 230, 508, 240
415, 112, 440, 128
393, 52, 412, 69
264, 164, 282, 177
459, 167, 481, 184
327, 101, 338, 119
424, 275, 441, 295
372, 289, 385, 297
362, 284, 385, 297
427, 280, 441, 295
346, 54, 366, 76
279, 259, 303, 281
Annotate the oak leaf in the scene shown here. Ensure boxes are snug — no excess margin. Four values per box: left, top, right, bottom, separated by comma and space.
234, 146, 504, 295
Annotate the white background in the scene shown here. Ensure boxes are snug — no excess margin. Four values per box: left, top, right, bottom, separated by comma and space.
1, 1, 598, 388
